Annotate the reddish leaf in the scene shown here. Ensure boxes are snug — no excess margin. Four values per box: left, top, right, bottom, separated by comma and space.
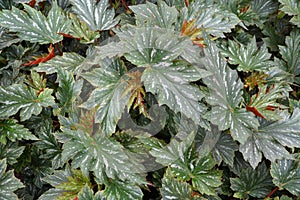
28, 0, 36, 7
73, 197, 78, 200
246, 105, 265, 118
23, 44, 55, 66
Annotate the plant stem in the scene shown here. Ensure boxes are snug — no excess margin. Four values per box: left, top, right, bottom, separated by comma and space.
266, 186, 279, 198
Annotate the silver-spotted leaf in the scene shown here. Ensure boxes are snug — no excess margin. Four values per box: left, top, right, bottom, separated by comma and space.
70, 0, 118, 31
80, 58, 130, 135
240, 108, 300, 169
271, 158, 300, 196
0, 2, 70, 44
219, 37, 273, 72
0, 119, 38, 144
0, 84, 55, 121
130, 0, 178, 29
0, 159, 24, 200
35, 52, 85, 75
142, 63, 208, 125
230, 162, 273, 199
203, 41, 259, 144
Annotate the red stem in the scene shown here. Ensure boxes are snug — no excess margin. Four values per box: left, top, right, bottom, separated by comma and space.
266, 186, 279, 198
121, 0, 129, 11
184, 0, 189, 7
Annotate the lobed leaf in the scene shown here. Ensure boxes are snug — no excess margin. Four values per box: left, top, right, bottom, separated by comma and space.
240, 108, 300, 169
219, 37, 273, 72
35, 52, 86, 75
203, 41, 259, 144
0, 159, 24, 200
0, 2, 70, 44
142, 63, 208, 125
279, 0, 300, 27
230, 162, 273, 199
70, 0, 118, 31
271, 158, 300, 196
0, 84, 55, 121
0, 119, 38, 144
130, 0, 178, 29
80, 58, 130, 135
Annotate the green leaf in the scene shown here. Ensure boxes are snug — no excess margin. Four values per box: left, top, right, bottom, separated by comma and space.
230, 162, 273, 199
80, 58, 130, 135
60, 129, 144, 182
0, 28, 21, 50
41, 167, 89, 200
104, 179, 143, 200
142, 64, 208, 125
203, 41, 259, 144
151, 132, 222, 196
212, 133, 238, 167
196, 125, 238, 166
219, 37, 273, 72
34, 121, 63, 169
271, 158, 300, 196
55, 68, 83, 115
161, 169, 192, 200
68, 14, 100, 44
246, 84, 291, 121
181, 0, 240, 38
70, 0, 118, 31
279, 0, 300, 27
94, 27, 189, 66
149, 131, 196, 167
35, 52, 86, 75
0, 142, 24, 165
0, 119, 38, 144
124, 28, 189, 66
78, 184, 105, 200
130, 0, 178, 29
239, 108, 300, 169
0, 84, 55, 121
0, 2, 70, 44
278, 29, 300, 83
191, 155, 223, 196
0, 159, 24, 200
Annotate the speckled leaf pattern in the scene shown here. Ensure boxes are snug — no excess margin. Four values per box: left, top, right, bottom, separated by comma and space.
279, 29, 300, 80
219, 37, 273, 72
0, 159, 24, 200
230, 162, 274, 199
181, 0, 240, 37
0, 2, 70, 44
0, 84, 55, 121
240, 109, 300, 169
0, 119, 38, 144
104, 179, 143, 200
130, 0, 178, 28
35, 52, 85, 75
60, 129, 144, 182
70, 0, 118, 31
123, 28, 189, 66
191, 155, 223, 196
142, 64, 208, 125
203, 41, 259, 144
271, 158, 300, 196
161, 170, 192, 200
55, 68, 83, 115
80, 58, 130, 135
279, 0, 300, 27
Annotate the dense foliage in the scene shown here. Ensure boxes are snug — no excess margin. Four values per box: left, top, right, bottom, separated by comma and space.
0, 0, 300, 199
